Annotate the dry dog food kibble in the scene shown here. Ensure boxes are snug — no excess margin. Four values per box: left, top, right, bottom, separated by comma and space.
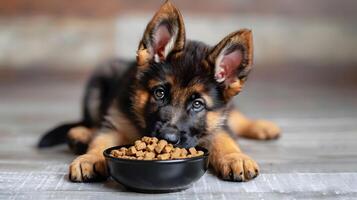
110, 136, 204, 160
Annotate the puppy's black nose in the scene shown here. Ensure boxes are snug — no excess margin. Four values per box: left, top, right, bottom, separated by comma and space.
159, 126, 180, 144
162, 133, 180, 144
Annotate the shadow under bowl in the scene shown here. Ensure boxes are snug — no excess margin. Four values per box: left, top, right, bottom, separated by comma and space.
103, 145, 209, 193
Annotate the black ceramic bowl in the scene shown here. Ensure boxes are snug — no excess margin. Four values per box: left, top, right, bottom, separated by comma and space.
103, 145, 209, 193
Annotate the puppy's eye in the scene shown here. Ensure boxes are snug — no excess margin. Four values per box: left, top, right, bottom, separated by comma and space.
153, 87, 165, 100
192, 99, 205, 112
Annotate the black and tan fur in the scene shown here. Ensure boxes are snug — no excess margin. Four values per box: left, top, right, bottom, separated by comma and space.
39, 1, 280, 182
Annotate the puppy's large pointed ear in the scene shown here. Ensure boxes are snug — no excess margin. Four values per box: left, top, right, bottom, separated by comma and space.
137, 0, 185, 66
207, 29, 253, 100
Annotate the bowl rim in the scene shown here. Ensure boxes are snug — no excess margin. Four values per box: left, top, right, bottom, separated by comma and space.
103, 144, 209, 163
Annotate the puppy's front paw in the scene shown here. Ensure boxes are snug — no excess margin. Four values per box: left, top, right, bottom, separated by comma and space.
246, 120, 281, 140
69, 154, 108, 182
214, 153, 259, 182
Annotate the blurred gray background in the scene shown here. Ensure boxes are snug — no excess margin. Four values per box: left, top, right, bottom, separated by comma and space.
0, 0, 356, 86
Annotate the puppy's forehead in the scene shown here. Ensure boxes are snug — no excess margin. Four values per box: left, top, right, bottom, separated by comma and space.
170, 80, 206, 106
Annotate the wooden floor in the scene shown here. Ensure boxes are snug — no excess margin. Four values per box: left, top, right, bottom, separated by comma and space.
0, 70, 357, 199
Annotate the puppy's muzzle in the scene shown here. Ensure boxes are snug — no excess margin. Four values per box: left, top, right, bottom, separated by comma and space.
158, 124, 181, 144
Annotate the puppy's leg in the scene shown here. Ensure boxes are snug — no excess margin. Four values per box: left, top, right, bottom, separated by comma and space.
209, 131, 259, 181
67, 126, 96, 154
227, 110, 281, 140
69, 130, 125, 182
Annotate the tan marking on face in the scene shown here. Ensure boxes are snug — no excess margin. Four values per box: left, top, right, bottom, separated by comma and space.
165, 75, 174, 85
201, 93, 214, 108
224, 79, 242, 100
191, 84, 212, 108
192, 83, 206, 93
132, 89, 150, 128
148, 79, 160, 89
206, 111, 222, 133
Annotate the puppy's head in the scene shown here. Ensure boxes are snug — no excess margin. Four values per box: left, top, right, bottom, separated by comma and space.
132, 1, 253, 147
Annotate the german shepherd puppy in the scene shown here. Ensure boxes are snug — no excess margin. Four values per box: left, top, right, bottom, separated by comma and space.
38, 1, 280, 182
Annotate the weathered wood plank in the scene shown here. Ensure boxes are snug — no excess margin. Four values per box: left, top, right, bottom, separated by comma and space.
1, 170, 356, 199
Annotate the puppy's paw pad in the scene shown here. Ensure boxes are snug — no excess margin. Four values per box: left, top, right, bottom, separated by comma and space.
248, 120, 281, 140
69, 154, 107, 182
216, 153, 259, 182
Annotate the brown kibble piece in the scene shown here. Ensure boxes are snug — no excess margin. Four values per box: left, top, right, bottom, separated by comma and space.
111, 150, 125, 157
189, 147, 197, 155
144, 152, 156, 160
170, 148, 181, 159
119, 147, 128, 155
146, 144, 156, 152
173, 147, 181, 153
181, 148, 188, 156
141, 136, 158, 145
141, 136, 151, 144
162, 145, 173, 153
136, 150, 145, 157
110, 150, 118, 157
154, 146, 163, 154
157, 153, 170, 160
135, 140, 146, 151
127, 146, 137, 156
155, 140, 168, 154
196, 151, 204, 156
151, 137, 159, 144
